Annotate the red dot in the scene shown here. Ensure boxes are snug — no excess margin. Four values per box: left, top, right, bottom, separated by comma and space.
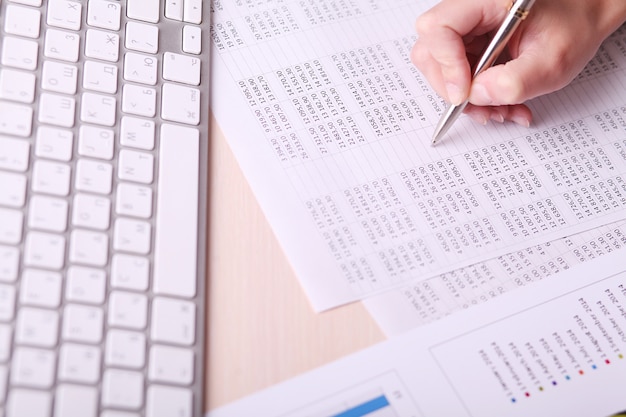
579, 370, 584, 375
525, 392, 530, 397
605, 359, 611, 365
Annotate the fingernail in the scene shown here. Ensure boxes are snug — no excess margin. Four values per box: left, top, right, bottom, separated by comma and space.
470, 83, 493, 105
446, 82, 465, 106
511, 114, 531, 127
469, 113, 488, 125
491, 112, 505, 123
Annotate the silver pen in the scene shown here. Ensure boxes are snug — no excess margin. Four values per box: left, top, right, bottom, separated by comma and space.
431, 0, 536, 145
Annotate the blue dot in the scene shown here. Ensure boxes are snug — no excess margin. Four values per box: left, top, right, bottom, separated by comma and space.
592, 364, 597, 370
511, 398, 517, 403
565, 375, 571, 380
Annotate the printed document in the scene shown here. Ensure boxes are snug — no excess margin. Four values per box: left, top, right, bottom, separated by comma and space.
208, 247, 626, 417
365, 219, 626, 336
212, 0, 626, 310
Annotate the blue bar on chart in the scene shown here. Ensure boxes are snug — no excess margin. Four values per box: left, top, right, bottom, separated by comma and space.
330, 395, 391, 417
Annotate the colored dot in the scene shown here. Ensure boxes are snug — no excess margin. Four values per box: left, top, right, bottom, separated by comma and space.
552, 381, 558, 386
525, 392, 531, 397
566, 375, 571, 380
606, 359, 611, 365
579, 370, 584, 375
539, 386, 544, 392
592, 364, 597, 370
619, 354, 624, 359
511, 398, 517, 404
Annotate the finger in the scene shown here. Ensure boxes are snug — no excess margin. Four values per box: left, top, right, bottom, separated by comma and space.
464, 103, 533, 126
415, 0, 510, 104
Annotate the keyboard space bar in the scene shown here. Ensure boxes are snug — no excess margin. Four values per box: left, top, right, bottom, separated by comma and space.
154, 124, 200, 298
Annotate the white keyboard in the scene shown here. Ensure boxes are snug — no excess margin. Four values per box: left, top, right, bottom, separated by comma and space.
0, 0, 209, 416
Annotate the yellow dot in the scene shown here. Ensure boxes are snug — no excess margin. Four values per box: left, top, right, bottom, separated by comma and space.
619, 354, 624, 359
539, 387, 544, 392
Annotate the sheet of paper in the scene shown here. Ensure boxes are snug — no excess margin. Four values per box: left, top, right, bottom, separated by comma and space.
212, 1, 626, 311
365, 219, 626, 336
208, 247, 626, 417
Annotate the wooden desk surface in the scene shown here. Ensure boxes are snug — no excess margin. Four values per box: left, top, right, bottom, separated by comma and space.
205, 118, 385, 412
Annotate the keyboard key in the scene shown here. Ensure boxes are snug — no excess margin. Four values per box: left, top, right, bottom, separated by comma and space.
15, 307, 59, 347
32, 160, 72, 196
148, 345, 194, 385
0, 285, 16, 322
111, 254, 150, 290
154, 124, 199, 298
118, 149, 154, 184
69, 229, 109, 267
47, 0, 82, 30
75, 159, 113, 194
150, 297, 195, 346
183, 0, 202, 24
83, 60, 118, 94
72, 193, 112, 230
0, 209, 23, 245
0, 102, 33, 137
8, 0, 43, 5
165, 0, 183, 21
108, 291, 148, 330
0, 246, 20, 283
4, 5, 41, 39
65, 266, 106, 305
0, 136, 30, 171
58, 343, 102, 383
36, 126, 74, 162
126, 0, 159, 23
38, 93, 76, 128
44, 29, 80, 62
102, 412, 140, 417
54, 384, 98, 417
146, 385, 192, 417
161, 83, 200, 125
6, 388, 52, 417
101, 369, 144, 410
0, 364, 6, 403
87, 0, 122, 31
0, 69, 36, 103
116, 183, 153, 218
11, 347, 56, 388
182, 25, 201, 55
1, 36, 38, 71
81, 92, 116, 126
124, 53, 158, 85
85, 29, 120, 62
105, 329, 146, 369
20, 269, 63, 308
122, 84, 156, 117
24, 231, 66, 270
62, 304, 104, 343
120, 116, 155, 150
0, 324, 12, 362
163, 52, 201, 86
79, 125, 115, 160
41, 61, 79, 94
125, 21, 158, 54
0, 172, 27, 208
28, 195, 69, 232
113, 217, 151, 254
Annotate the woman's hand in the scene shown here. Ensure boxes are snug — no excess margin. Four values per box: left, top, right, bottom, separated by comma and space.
412, 0, 626, 126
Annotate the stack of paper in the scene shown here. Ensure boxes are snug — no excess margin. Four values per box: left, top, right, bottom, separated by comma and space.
209, 0, 626, 415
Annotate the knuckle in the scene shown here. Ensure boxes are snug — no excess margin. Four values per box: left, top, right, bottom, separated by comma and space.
410, 41, 430, 68
415, 12, 438, 36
